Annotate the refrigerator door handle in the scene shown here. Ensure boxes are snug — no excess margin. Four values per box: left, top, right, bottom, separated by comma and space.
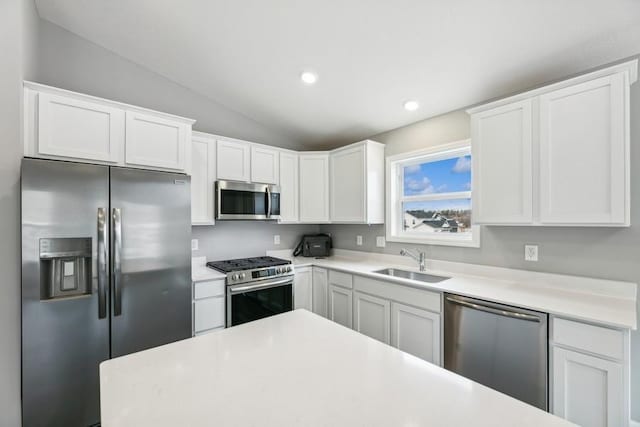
97, 208, 108, 319
112, 207, 123, 316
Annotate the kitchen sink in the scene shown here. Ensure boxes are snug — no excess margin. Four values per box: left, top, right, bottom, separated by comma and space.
373, 268, 450, 283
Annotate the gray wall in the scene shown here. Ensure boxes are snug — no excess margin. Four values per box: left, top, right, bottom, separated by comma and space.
34, 19, 300, 150
321, 67, 640, 420
1, 0, 39, 425
192, 222, 318, 261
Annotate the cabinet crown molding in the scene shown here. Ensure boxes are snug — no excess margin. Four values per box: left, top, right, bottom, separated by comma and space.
466, 59, 637, 114
24, 81, 196, 125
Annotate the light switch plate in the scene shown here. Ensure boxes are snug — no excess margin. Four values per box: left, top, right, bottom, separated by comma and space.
525, 244, 538, 262
191, 239, 199, 251
274, 235, 281, 245
356, 235, 363, 246
376, 236, 386, 248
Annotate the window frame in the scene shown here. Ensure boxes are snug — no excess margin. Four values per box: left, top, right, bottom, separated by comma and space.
385, 139, 480, 248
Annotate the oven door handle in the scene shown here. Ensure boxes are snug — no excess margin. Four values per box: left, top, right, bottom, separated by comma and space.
229, 278, 293, 294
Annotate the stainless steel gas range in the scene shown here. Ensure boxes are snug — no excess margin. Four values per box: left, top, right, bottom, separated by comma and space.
207, 256, 294, 327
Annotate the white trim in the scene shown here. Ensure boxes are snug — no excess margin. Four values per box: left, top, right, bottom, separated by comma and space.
24, 80, 195, 124
385, 139, 480, 248
466, 59, 637, 114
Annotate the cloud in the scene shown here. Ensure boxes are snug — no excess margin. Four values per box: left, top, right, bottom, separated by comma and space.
404, 164, 421, 174
405, 177, 434, 194
452, 156, 471, 173
436, 184, 448, 192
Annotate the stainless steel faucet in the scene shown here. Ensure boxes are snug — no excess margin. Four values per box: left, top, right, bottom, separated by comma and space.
400, 248, 426, 272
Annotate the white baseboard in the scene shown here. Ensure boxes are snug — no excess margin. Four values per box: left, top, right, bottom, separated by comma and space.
630, 418, 640, 427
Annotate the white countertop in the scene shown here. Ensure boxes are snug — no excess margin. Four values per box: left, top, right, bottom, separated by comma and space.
191, 256, 226, 282
100, 310, 574, 427
268, 249, 637, 330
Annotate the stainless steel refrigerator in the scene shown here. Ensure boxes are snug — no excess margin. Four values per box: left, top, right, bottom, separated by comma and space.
21, 158, 192, 427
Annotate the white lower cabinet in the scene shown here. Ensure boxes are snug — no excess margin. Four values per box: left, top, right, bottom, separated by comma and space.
353, 291, 390, 344
552, 347, 625, 427
328, 284, 352, 328
391, 303, 441, 365
294, 267, 312, 311
192, 278, 226, 335
311, 268, 328, 318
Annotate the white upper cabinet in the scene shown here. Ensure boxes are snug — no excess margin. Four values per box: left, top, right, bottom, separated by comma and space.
539, 74, 627, 225
30, 89, 125, 163
279, 151, 299, 223
191, 133, 216, 225
251, 145, 279, 184
329, 140, 385, 224
24, 82, 195, 173
299, 153, 330, 223
125, 111, 190, 171
216, 138, 251, 182
468, 60, 636, 227
471, 100, 533, 224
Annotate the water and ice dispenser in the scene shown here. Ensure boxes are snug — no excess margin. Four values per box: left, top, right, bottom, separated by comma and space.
39, 237, 92, 299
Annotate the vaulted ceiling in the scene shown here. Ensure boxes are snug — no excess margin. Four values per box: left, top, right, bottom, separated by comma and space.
35, 0, 640, 148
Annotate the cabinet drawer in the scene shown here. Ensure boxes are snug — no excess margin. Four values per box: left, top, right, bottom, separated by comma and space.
354, 276, 441, 313
328, 270, 353, 289
194, 297, 225, 332
194, 279, 226, 299
553, 317, 625, 360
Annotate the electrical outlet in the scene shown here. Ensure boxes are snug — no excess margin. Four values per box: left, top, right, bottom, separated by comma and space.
191, 239, 199, 251
376, 236, 386, 248
274, 235, 281, 245
525, 244, 538, 262
356, 235, 363, 246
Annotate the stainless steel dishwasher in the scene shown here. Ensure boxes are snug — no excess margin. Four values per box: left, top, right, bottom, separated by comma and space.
444, 293, 548, 410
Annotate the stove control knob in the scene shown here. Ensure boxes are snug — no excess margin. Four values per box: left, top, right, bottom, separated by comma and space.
239, 273, 246, 280
286, 266, 292, 272
231, 274, 238, 281
276, 268, 282, 274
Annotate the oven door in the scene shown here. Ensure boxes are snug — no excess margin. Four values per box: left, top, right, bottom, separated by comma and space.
216, 180, 281, 220
227, 277, 293, 327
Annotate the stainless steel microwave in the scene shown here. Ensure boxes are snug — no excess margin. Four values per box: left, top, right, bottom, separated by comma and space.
215, 180, 281, 220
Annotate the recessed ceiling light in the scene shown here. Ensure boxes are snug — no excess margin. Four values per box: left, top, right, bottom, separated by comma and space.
300, 71, 318, 85
404, 100, 420, 111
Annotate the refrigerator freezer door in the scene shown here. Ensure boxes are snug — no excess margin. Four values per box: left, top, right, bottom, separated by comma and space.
21, 158, 110, 427
110, 167, 192, 357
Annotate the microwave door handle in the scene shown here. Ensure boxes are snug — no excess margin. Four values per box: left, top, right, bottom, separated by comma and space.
266, 187, 271, 218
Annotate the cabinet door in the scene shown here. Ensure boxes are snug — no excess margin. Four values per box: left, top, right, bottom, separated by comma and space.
552, 347, 625, 427
391, 303, 441, 365
191, 137, 216, 225
37, 92, 124, 163
354, 292, 390, 344
294, 268, 312, 311
217, 139, 251, 182
299, 153, 330, 223
471, 99, 533, 224
125, 111, 189, 171
328, 284, 353, 328
279, 152, 299, 222
311, 268, 328, 317
330, 145, 365, 222
194, 297, 225, 333
539, 74, 627, 225
251, 145, 279, 184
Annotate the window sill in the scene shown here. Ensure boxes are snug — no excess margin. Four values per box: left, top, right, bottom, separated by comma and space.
386, 233, 481, 248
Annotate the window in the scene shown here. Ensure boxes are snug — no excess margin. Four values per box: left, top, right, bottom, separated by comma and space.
386, 140, 479, 247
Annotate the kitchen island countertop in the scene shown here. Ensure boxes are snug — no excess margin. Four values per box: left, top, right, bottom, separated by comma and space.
100, 310, 574, 427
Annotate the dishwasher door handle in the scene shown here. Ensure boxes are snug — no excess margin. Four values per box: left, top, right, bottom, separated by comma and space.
445, 296, 542, 322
